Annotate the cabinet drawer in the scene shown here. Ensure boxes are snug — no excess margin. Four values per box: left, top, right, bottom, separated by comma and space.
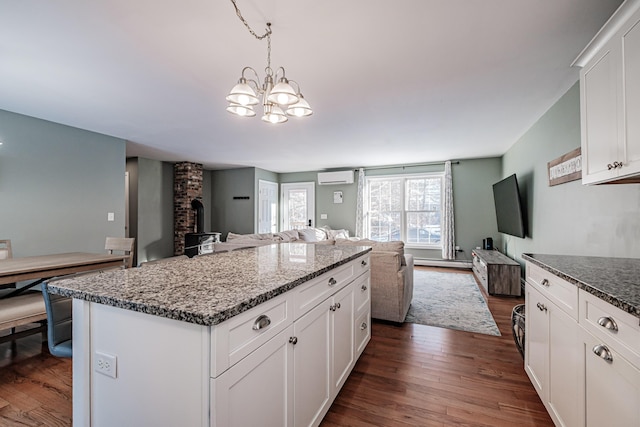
293, 262, 354, 319
354, 272, 370, 316
526, 262, 578, 319
355, 309, 371, 358
580, 289, 640, 361
211, 293, 292, 377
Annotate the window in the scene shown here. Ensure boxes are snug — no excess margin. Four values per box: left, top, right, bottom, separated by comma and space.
365, 173, 443, 247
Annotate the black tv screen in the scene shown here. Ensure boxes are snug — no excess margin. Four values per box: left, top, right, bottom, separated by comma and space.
492, 174, 526, 238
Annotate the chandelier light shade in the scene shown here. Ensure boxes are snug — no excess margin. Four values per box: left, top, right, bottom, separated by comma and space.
226, 1, 312, 124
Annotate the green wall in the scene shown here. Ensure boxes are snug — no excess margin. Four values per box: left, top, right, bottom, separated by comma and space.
210, 167, 256, 238
501, 82, 640, 262
0, 109, 126, 257
278, 161, 502, 262
126, 157, 175, 265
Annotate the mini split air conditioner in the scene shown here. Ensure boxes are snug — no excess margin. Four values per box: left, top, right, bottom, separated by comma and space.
317, 170, 354, 185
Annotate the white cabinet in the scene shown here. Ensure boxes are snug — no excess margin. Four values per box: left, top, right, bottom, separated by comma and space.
525, 284, 582, 427
211, 326, 295, 427
330, 282, 355, 394
293, 274, 357, 427
579, 289, 640, 427
293, 297, 332, 427
577, 1, 640, 184
525, 260, 640, 427
216, 257, 370, 427
581, 328, 640, 427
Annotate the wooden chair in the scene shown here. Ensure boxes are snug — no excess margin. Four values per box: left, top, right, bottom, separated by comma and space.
0, 239, 12, 260
105, 237, 135, 268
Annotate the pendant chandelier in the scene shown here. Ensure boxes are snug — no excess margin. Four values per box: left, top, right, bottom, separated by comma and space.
226, 0, 312, 124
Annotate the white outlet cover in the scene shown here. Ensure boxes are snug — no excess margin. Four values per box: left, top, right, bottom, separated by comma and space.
320, 214, 328, 219
95, 351, 117, 378
107, 212, 115, 221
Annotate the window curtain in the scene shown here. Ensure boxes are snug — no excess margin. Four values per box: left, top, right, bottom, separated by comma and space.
442, 161, 455, 260
355, 168, 365, 238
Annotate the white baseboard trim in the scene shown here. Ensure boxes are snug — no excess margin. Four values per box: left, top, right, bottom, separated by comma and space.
414, 258, 472, 269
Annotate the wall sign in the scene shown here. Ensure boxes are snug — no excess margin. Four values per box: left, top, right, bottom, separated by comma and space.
333, 191, 343, 204
548, 147, 582, 186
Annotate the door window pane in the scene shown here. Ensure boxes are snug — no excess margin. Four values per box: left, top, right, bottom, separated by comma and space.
288, 189, 308, 230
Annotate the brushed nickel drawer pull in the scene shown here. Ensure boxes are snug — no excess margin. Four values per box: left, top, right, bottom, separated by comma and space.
360, 322, 368, 330
289, 336, 298, 345
536, 302, 547, 312
361, 284, 368, 292
252, 315, 271, 331
541, 279, 550, 287
361, 260, 368, 267
592, 344, 613, 362
597, 316, 618, 332
328, 277, 337, 286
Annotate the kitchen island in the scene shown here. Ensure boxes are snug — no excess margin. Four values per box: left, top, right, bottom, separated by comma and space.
48, 243, 372, 427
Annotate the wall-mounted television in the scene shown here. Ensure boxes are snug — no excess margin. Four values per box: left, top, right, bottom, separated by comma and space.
492, 174, 526, 238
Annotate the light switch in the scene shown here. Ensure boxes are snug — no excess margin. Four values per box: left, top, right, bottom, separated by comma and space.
107, 212, 115, 222
320, 214, 328, 219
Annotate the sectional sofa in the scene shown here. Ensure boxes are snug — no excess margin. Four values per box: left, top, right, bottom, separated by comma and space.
217, 228, 414, 323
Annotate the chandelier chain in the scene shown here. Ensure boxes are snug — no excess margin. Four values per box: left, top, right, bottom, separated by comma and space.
229, 0, 272, 70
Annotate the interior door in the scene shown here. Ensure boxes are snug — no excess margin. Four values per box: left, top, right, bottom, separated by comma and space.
258, 180, 278, 233
281, 182, 315, 230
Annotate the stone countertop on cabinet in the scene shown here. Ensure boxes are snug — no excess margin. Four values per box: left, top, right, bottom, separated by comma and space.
47, 243, 371, 326
523, 253, 640, 321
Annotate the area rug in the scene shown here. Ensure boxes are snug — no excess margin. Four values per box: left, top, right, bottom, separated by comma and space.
404, 270, 501, 336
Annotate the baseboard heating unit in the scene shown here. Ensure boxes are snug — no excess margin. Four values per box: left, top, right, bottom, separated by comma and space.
414, 258, 472, 269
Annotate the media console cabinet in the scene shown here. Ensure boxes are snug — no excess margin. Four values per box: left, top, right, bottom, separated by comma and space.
471, 249, 521, 296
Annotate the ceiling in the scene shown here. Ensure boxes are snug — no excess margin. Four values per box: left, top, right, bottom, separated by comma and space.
0, 0, 623, 173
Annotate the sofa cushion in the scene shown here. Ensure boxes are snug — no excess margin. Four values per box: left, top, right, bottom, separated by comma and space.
275, 230, 300, 242
298, 227, 327, 242
335, 238, 405, 266
227, 232, 281, 242
321, 226, 349, 240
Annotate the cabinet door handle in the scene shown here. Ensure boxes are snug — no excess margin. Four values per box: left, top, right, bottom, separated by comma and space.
615, 161, 623, 169
361, 259, 368, 267
597, 316, 618, 332
360, 322, 368, 330
336, 302, 341, 310
536, 302, 547, 312
252, 314, 271, 331
328, 278, 337, 286
541, 279, 550, 287
592, 344, 613, 362
607, 163, 614, 170
329, 304, 336, 312
361, 284, 368, 292
289, 336, 298, 345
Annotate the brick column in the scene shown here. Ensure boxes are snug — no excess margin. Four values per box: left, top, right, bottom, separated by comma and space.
174, 162, 203, 255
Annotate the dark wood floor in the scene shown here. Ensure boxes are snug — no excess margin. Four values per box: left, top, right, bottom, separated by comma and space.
0, 267, 552, 426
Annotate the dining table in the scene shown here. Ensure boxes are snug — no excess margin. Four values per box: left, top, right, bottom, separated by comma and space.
0, 252, 127, 298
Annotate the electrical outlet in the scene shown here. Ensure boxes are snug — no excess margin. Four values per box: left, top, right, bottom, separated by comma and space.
107, 212, 115, 222
95, 351, 117, 378
320, 214, 328, 219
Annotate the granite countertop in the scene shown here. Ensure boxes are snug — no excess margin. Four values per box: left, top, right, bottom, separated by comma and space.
522, 253, 640, 320
47, 243, 371, 326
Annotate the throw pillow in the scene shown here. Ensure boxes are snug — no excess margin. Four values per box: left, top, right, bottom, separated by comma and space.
298, 227, 320, 242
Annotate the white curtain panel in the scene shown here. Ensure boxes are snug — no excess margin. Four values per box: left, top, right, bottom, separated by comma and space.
442, 160, 456, 260
355, 168, 365, 238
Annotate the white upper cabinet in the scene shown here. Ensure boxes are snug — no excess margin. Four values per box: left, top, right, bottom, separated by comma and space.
575, 0, 640, 184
